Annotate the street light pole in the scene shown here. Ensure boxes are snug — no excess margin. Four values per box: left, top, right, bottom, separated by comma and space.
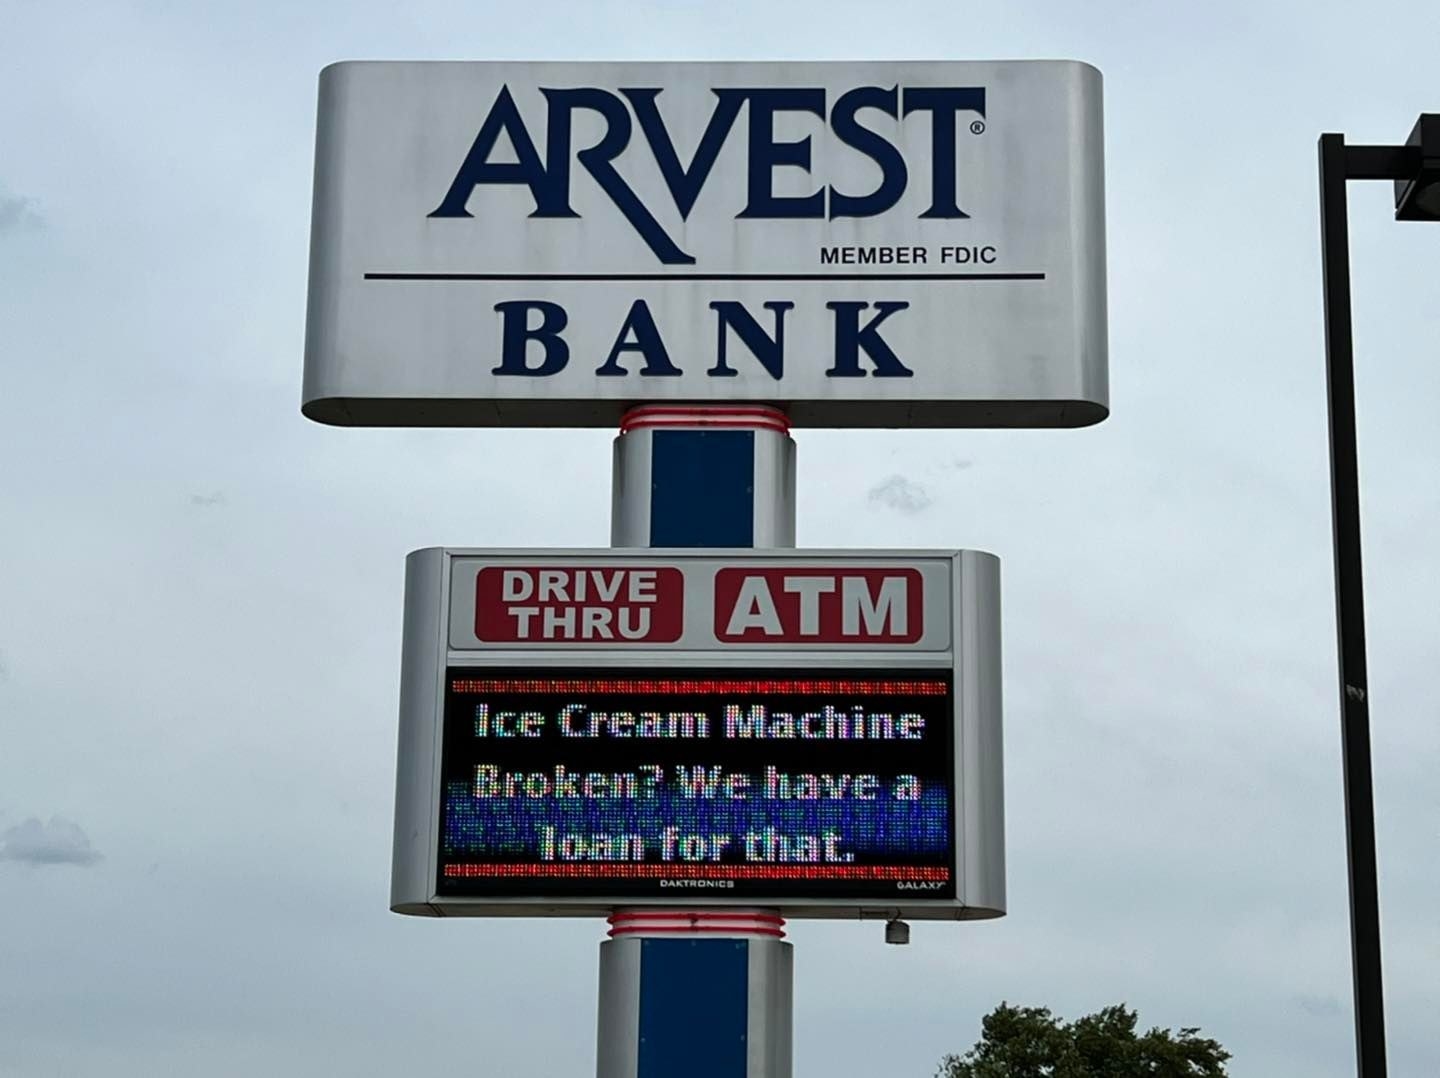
1317, 129, 1386, 1078
1316, 115, 1438, 1078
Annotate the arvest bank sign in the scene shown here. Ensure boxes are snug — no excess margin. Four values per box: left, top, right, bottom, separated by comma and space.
303, 61, 1107, 428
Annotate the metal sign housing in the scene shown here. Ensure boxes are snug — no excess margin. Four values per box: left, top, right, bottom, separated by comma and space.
304, 61, 1106, 429
392, 547, 1004, 919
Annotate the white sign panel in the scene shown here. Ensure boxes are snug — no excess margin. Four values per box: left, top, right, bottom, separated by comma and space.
304, 61, 1107, 429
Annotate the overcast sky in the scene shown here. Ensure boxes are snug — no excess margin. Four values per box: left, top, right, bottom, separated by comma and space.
2, 2, 1437, 1076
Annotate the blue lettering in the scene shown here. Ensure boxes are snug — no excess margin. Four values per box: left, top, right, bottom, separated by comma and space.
430, 86, 569, 219
734, 88, 826, 219
434, 84, 987, 262
825, 301, 913, 378
902, 87, 985, 219
707, 301, 793, 380
595, 300, 682, 376
828, 86, 907, 219
623, 88, 744, 219
493, 301, 570, 375
541, 88, 693, 264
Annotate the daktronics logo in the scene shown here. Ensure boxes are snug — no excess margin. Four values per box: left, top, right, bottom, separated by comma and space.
431, 84, 987, 264
474, 566, 684, 642
659, 879, 736, 889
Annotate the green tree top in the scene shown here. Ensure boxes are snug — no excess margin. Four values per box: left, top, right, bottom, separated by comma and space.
937, 1002, 1230, 1078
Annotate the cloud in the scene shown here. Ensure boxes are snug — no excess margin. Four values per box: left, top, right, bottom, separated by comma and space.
1294, 993, 1344, 1018
0, 193, 44, 235
0, 816, 103, 867
867, 474, 933, 514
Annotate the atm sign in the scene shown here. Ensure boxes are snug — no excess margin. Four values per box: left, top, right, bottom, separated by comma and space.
714, 568, 922, 644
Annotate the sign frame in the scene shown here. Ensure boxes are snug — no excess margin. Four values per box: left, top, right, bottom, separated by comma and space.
391, 547, 1004, 919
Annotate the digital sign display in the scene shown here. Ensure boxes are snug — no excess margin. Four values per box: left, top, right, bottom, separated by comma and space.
437, 668, 955, 901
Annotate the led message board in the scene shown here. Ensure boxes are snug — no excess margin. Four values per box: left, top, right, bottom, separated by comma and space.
437, 669, 954, 900
391, 548, 1004, 919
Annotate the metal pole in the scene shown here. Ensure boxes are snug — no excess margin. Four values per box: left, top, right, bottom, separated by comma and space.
1318, 132, 1388, 1078
597, 404, 797, 1078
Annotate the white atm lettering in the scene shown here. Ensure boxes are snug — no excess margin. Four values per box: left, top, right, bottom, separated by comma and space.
841, 576, 907, 636
724, 577, 783, 636
713, 568, 922, 644
783, 576, 835, 635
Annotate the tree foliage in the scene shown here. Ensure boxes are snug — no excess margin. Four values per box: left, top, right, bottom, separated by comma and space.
936, 1003, 1230, 1078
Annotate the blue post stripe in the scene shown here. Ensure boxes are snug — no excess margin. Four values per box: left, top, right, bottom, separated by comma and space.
649, 430, 755, 547
638, 426, 759, 1077
638, 939, 749, 1078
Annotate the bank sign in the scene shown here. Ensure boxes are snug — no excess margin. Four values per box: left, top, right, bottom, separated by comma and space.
303, 61, 1107, 428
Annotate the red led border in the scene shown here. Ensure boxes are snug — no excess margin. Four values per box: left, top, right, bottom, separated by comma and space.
449, 677, 947, 696
443, 863, 950, 881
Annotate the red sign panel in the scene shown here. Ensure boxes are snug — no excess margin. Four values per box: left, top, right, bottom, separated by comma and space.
713, 568, 923, 644
475, 566, 684, 643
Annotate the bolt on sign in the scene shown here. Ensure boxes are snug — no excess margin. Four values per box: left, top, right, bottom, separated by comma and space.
393, 548, 1004, 919
303, 61, 1107, 429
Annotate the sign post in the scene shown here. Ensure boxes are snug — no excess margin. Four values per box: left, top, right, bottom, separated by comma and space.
603, 404, 797, 1078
